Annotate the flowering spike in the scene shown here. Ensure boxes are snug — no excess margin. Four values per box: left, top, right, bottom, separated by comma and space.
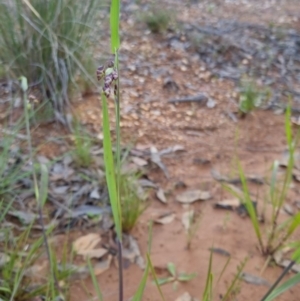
107, 61, 114, 68
96, 65, 105, 81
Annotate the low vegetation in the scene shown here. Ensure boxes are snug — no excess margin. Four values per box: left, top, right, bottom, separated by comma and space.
141, 5, 174, 34
0, 0, 98, 121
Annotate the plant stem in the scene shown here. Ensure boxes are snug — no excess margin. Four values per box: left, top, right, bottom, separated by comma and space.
260, 260, 295, 301
22, 84, 61, 296
114, 50, 123, 301
117, 238, 123, 301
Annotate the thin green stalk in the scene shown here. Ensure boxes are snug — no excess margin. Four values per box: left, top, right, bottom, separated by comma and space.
222, 257, 248, 301
19, 76, 61, 297
109, 2, 123, 301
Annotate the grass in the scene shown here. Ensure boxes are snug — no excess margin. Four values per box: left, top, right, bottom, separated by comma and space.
140, 5, 174, 34
119, 172, 146, 233
0, 0, 98, 121
238, 78, 270, 115
0, 130, 31, 201
225, 106, 300, 256
184, 210, 203, 250
72, 119, 93, 168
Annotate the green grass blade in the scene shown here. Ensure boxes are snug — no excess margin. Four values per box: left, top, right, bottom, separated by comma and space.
167, 262, 176, 277
102, 93, 122, 239
131, 261, 150, 301
263, 273, 300, 301
286, 211, 300, 238
202, 248, 213, 301
110, 0, 120, 51
40, 164, 49, 207
269, 160, 279, 210
222, 257, 248, 301
147, 253, 167, 301
237, 161, 264, 252
285, 105, 292, 149
131, 222, 154, 301
217, 256, 231, 284
87, 258, 103, 301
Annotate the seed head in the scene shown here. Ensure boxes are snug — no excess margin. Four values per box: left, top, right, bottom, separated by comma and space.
96, 65, 105, 81
103, 86, 110, 98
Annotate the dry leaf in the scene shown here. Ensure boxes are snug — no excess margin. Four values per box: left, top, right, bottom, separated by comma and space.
150, 146, 169, 178
241, 272, 270, 286
214, 198, 240, 210
131, 156, 148, 166
176, 190, 211, 204
175, 292, 194, 301
73, 233, 101, 256
156, 188, 167, 204
129, 235, 145, 270
283, 203, 294, 216
209, 247, 230, 257
182, 210, 194, 231
94, 255, 112, 276
122, 248, 136, 262
155, 213, 176, 225
79, 248, 108, 260
159, 145, 185, 156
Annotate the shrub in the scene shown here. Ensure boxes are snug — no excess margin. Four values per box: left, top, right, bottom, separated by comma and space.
0, 0, 98, 122
141, 6, 174, 34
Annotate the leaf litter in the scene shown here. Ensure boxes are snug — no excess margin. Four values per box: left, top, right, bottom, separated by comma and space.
73, 233, 107, 259
176, 189, 211, 204
240, 272, 271, 287
156, 187, 167, 204
154, 212, 176, 225
181, 210, 194, 231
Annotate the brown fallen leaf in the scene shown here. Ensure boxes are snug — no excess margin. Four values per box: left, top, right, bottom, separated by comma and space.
176, 190, 211, 204
209, 247, 230, 257
131, 156, 148, 167
94, 255, 112, 276
175, 292, 195, 301
150, 146, 169, 179
214, 198, 240, 210
241, 272, 270, 286
159, 145, 185, 156
273, 249, 300, 273
283, 203, 294, 216
156, 188, 167, 204
79, 248, 108, 260
154, 212, 176, 225
73, 233, 101, 256
211, 169, 264, 185
129, 235, 145, 270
